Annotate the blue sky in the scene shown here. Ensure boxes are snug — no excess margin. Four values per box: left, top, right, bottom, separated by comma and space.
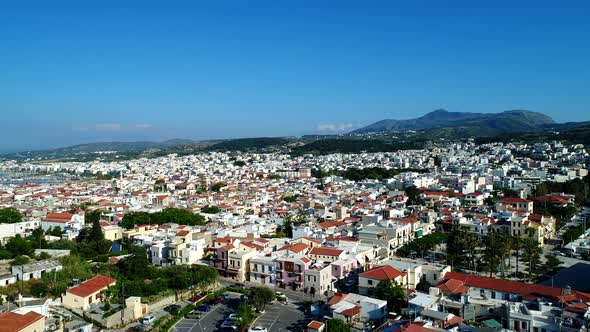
1, 1, 589, 151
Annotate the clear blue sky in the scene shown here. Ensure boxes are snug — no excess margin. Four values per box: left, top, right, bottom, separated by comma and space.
1, 1, 589, 151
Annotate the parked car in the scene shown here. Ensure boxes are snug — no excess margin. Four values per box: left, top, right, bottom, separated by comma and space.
197, 305, 210, 312
275, 292, 287, 303
185, 311, 201, 319
190, 294, 205, 303
164, 304, 181, 315
221, 319, 239, 330
248, 327, 268, 332
141, 315, 155, 325
215, 296, 225, 304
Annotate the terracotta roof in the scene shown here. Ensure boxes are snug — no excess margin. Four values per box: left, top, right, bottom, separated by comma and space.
360, 265, 405, 280
309, 247, 344, 257
328, 292, 348, 305
303, 236, 321, 244
499, 197, 532, 204
0, 311, 45, 332
278, 242, 309, 253
67, 275, 117, 298
176, 230, 190, 237
436, 279, 469, 295
401, 323, 438, 332
44, 212, 74, 222
340, 305, 361, 317
307, 320, 325, 330
444, 272, 590, 302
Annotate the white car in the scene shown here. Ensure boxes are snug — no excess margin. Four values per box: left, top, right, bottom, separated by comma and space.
141, 315, 155, 325
248, 327, 268, 332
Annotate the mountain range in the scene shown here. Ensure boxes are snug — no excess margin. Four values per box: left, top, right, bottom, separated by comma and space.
2, 109, 588, 160
350, 109, 556, 134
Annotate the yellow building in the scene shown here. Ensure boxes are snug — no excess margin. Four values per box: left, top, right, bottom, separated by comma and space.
62, 275, 117, 310
0, 311, 45, 332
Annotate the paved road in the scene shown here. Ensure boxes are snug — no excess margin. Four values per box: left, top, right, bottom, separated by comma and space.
172, 292, 242, 332
251, 301, 311, 332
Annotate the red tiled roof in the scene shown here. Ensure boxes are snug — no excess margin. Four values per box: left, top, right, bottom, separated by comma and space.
44, 212, 73, 222
443, 272, 590, 302
328, 292, 348, 305
318, 221, 346, 228
0, 311, 45, 332
309, 247, 344, 256
360, 265, 405, 280
176, 230, 190, 237
340, 305, 361, 317
499, 197, 532, 204
307, 320, 325, 330
278, 242, 309, 253
67, 275, 117, 298
303, 236, 321, 244
396, 217, 419, 224
401, 323, 438, 332
436, 279, 469, 295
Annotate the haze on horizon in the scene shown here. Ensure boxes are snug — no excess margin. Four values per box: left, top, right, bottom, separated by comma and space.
1, 1, 589, 152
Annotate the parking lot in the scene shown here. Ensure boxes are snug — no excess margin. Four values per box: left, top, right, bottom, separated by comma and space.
251, 301, 311, 332
171, 292, 312, 332
171, 292, 243, 332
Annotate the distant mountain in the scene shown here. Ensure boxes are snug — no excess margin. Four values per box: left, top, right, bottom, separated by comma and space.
0, 139, 196, 160
351, 109, 556, 135
49, 139, 195, 153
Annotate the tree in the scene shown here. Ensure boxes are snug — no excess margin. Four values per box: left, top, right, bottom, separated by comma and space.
250, 287, 275, 311
30, 282, 48, 297
374, 280, 405, 313
283, 215, 294, 238
37, 251, 51, 260
11, 255, 30, 266
404, 186, 422, 205
49, 226, 62, 237
116, 245, 150, 280
544, 255, 562, 273
0, 208, 22, 224
326, 318, 351, 332
5, 235, 33, 257
236, 300, 255, 329
200, 206, 221, 214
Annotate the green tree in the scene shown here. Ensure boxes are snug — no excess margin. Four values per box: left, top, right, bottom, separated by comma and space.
544, 254, 562, 273
116, 245, 150, 280
200, 206, 221, 214
404, 186, 422, 205
0, 207, 22, 224
5, 235, 33, 257
36, 251, 51, 260
374, 280, 405, 313
30, 282, 48, 297
326, 318, 351, 332
250, 287, 275, 311
49, 226, 62, 237
11, 255, 30, 266
236, 300, 255, 329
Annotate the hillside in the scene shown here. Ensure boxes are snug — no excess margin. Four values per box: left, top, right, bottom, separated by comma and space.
351, 109, 555, 135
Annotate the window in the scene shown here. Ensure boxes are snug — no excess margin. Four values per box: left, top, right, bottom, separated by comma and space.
368, 280, 373, 285
491, 291, 496, 298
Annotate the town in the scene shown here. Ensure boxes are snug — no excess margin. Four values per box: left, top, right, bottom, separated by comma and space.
0, 139, 589, 332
